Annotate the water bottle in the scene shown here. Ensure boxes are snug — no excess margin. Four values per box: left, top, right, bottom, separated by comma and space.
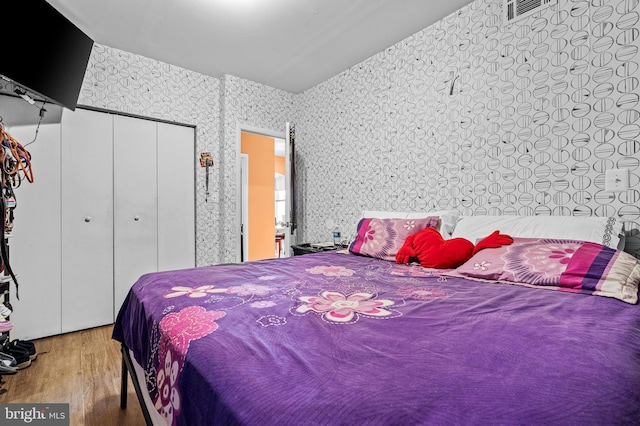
333, 228, 341, 247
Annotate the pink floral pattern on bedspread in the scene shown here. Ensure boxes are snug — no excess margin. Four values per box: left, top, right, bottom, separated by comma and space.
154, 306, 225, 424
154, 342, 183, 423
112, 250, 640, 426
296, 291, 394, 323
306, 265, 356, 277
164, 285, 226, 298
159, 306, 225, 355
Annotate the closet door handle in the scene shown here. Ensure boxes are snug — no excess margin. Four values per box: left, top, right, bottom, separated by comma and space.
84, 216, 92, 223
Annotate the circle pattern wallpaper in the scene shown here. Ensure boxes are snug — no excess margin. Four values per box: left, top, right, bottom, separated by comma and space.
78, 0, 640, 262
295, 0, 640, 257
80, 45, 222, 266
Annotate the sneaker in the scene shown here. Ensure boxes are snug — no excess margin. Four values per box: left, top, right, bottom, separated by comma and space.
1, 344, 30, 370
0, 352, 15, 368
9, 340, 36, 361
0, 362, 17, 375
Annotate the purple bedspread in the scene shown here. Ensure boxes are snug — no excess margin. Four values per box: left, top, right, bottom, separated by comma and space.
113, 251, 640, 425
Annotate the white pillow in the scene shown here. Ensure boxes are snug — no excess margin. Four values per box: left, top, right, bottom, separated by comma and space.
361, 210, 459, 239
450, 215, 625, 250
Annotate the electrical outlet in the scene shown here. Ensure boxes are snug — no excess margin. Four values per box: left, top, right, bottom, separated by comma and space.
604, 169, 629, 192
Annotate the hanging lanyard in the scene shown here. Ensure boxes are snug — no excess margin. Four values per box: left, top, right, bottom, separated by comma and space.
0, 124, 35, 299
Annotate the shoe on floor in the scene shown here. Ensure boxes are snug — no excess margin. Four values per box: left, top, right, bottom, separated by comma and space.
1, 345, 30, 370
0, 362, 17, 375
0, 352, 16, 368
9, 340, 36, 361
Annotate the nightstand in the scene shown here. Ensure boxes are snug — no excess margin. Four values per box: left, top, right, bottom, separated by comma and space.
291, 243, 342, 256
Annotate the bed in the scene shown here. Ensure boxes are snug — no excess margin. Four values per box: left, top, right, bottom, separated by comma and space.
113, 213, 640, 425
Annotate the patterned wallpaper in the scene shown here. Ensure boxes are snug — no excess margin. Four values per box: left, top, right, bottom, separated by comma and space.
80, 0, 640, 262
80, 46, 293, 265
293, 0, 640, 257
79, 44, 221, 266
219, 75, 294, 263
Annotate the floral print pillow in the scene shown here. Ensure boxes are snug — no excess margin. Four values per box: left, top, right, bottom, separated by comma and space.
445, 238, 640, 304
348, 216, 439, 262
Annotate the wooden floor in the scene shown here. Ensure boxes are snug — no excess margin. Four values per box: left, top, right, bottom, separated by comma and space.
0, 325, 146, 425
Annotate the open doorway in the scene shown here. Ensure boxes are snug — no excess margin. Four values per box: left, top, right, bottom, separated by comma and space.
274, 148, 287, 258
237, 126, 290, 262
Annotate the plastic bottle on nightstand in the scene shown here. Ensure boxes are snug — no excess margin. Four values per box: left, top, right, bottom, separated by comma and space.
333, 227, 341, 247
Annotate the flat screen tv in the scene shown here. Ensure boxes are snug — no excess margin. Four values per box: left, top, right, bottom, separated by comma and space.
1, 1, 93, 110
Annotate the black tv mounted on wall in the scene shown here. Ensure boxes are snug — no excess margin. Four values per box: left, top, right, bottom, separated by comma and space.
1, 0, 94, 111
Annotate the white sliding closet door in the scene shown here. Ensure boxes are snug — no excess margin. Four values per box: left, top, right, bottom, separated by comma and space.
10, 124, 62, 340
157, 122, 195, 271
113, 115, 158, 316
9, 109, 195, 338
61, 109, 114, 333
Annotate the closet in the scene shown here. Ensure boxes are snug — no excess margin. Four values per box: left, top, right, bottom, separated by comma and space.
8, 108, 195, 340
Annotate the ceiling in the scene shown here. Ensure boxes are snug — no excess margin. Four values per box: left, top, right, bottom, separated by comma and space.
45, 0, 475, 94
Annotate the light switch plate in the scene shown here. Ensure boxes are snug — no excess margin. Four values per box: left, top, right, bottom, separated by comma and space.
605, 169, 629, 192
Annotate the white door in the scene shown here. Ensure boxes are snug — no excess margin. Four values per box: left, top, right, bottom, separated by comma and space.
157, 122, 195, 271
113, 115, 158, 318
61, 108, 114, 333
283, 122, 295, 256
9, 123, 62, 340
8, 109, 196, 336
240, 154, 249, 261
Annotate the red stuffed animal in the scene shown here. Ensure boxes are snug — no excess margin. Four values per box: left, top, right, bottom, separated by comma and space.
396, 227, 513, 269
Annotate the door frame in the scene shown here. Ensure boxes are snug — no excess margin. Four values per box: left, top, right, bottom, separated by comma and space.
240, 153, 249, 262
235, 122, 287, 263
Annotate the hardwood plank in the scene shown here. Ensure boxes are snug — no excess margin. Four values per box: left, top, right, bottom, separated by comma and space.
0, 325, 146, 425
